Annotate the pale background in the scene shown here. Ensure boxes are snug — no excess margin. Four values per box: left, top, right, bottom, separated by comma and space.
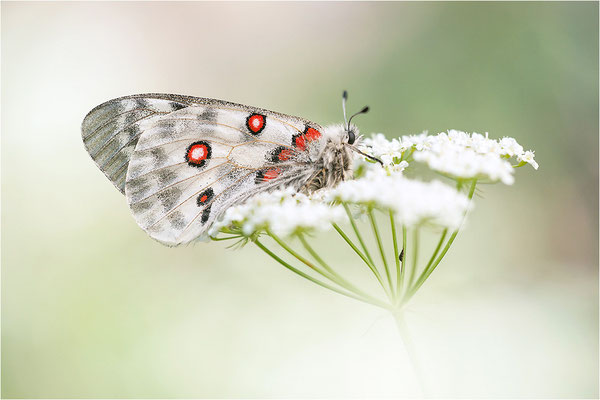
2, 2, 598, 398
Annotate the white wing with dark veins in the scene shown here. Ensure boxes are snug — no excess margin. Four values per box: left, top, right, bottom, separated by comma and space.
82, 94, 326, 245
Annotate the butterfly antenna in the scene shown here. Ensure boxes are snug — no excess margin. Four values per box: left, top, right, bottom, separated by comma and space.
342, 92, 378, 164
342, 90, 349, 129
348, 106, 369, 127
345, 144, 384, 166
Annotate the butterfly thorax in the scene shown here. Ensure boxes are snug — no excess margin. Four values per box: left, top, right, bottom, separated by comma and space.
301, 124, 355, 193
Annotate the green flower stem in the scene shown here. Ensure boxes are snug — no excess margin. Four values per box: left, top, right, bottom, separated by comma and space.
297, 233, 380, 305
398, 226, 407, 298
407, 228, 420, 287
210, 235, 243, 241
407, 228, 448, 300
297, 233, 338, 277
268, 230, 390, 308
405, 179, 478, 303
368, 209, 395, 300
254, 239, 391, 310
389, 210, 401, 300
332, 223, 393, 301
406, 232, 456, 301
268, 230, 335, 281
427, 229, 448, 272
400, 148, 415, 162
343, 203, 375, 266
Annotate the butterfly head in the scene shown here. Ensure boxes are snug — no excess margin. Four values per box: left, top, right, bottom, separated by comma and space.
346, 124, 359, 145
341, 90, 369, 145
340, 91, 382, 165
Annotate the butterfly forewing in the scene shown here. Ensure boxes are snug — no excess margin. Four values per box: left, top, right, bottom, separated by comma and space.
102, 95, 324, 245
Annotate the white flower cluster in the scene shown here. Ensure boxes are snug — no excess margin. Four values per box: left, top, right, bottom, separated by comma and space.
359, 133, 408, 166
209, 188, 347, 238
360, 130, 538, 185
326, 169, 471, 229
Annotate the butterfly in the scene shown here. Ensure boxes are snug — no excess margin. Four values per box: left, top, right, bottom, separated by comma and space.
82, 92, 379, 246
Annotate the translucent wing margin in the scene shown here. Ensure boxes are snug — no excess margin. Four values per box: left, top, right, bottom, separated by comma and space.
81, 94, 201, 193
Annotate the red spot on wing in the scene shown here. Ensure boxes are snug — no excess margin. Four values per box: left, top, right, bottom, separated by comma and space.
263, 168, 281, 181
295, 135, 306, 151
293, 126, 321, 151
200, 195, 208, 203
305, 127, 321, 141
278, 149, 293, 161
187, 143, 208, 163
247, 114, 265, 134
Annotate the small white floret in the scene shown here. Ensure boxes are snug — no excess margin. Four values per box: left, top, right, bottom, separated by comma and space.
499, 137, 524, 157
517, 150, 539, 170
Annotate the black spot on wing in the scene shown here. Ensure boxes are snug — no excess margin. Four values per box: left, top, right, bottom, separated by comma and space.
196, 108, 218, 122
196, 187, 214, 206
156, 169, 178, 186
167, 210, 186, 230
127, 177, 152, 199
150, 148, 168, 166
128, 164, 145, 180
130, 199, 153, 214
171, 102, 187, 111
157, 187, 182, 212
153, 119, 181, 141
134, 98, 149, 109
255, 170, 265, 184
201, 206, 212, 224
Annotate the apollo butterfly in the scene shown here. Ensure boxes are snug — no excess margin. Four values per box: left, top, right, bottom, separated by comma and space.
81, 92, 377, 245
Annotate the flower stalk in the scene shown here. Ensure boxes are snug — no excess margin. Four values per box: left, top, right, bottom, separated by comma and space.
254, 238, 392, 310
368, 208, 395, 301
332, 222, 394, 302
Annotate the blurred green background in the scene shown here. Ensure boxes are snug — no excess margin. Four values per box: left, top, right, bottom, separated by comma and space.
2, 1, 597, 398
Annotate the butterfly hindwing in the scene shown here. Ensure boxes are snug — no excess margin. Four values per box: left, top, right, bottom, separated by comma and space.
117, 97, 324, 245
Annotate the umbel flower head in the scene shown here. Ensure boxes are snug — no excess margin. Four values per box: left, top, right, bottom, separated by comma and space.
361, 130, 538, 185
210, 129, 538, 316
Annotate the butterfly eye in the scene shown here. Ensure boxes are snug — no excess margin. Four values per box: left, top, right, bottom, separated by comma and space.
347, 130, 356, 145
